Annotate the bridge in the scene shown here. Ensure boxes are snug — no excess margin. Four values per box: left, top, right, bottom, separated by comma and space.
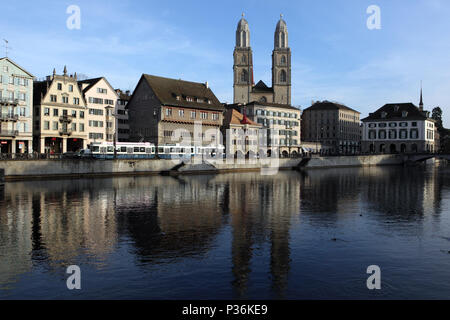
402, 153, 450, 163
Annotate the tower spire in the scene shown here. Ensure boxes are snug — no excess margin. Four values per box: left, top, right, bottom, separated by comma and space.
419, 81, 424, 111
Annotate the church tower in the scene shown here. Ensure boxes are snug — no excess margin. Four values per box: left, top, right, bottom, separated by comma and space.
233, 14, 254, 104
272, 15, 291, 105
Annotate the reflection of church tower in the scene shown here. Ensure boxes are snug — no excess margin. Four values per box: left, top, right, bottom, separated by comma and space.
233, 14, 254, 104
272, 14, 291, 105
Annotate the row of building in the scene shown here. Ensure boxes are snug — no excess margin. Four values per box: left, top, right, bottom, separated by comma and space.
0, 15, 439, 156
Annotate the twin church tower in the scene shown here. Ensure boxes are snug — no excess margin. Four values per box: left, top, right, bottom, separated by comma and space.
233, 14, 292, 105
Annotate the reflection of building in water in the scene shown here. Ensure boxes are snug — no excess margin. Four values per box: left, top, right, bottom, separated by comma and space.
0, 184, 33, 289
116, 175, 227, 260
358, 166, 445, 226
219, 172, 300, 298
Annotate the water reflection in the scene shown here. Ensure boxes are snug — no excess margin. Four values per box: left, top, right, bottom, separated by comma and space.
0, 164, 449, 299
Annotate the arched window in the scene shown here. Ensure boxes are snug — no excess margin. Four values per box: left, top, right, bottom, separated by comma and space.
259, 96, 267, 103
242, 31, 247, 47
281, 32, 285, 47
280, 70, 287, 83
280, 56, 286, 65
240, 70, 248, 83
241, 55, 246, 64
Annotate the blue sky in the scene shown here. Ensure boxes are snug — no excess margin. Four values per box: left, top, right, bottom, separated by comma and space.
1, 0, 450, 126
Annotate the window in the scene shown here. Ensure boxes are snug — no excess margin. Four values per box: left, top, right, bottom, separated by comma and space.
80, 123, 85, 132
389, 122, 397, 127
412, 122, 417, 127
165, 108, 172, 117
89, 97, 104, 104
69, 85, 73, 92
410, 129, 418, 139
186, 97, 193, 102
57, 83, 62, 90
179, 109, 185, 117
19, 92, 26, 101
388, 129, 397, 139
50, 95, 57, 102
400, 129, 408, 139
44, 121, 50, 130
62, 96, 69, 103
73, 97, 80, 105
97, 88, 107, 94
399, 122, 408, 127
53, 109, 59, 116
105, 99, 114, 105
240, 70, 248, 83
280, 70, 287, 83
71, 123, 76, 132
201, 112, 208, 120
369, 130, 376, 139
72, 110, 77, 117
212, 113, 219, 121
52, 121, 58, 130
190, 111, 196, 119
44, 108, 50, 116
89, 109, 104, 116
80, 111, 85, 119
281, 56, 286, 65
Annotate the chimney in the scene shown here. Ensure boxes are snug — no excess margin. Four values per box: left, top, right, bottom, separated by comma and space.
205, 81, 209, 89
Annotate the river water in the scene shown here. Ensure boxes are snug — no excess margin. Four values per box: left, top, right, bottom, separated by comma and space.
1, 165, 450, 299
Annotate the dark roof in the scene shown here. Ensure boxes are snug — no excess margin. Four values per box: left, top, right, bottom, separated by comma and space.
304, 101, 360, 113
142, 74, 223, 111
252, 80, 273, 93
78, 77, 103, 93
246, 101, 300, 111
361, 103, 431, 122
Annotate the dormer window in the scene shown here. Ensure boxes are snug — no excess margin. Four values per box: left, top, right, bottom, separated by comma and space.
207, 99, 211, 104
394, 105, 399, 112
186, 96, 193, 102
197, 98, 204, 103
176, 95, 180, 101
381, 111, 387, 118
402, 111, 408, 118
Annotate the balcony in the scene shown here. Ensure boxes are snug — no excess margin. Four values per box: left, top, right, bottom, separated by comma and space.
59, 129, 73, 136
59, 115, 73, 123
0, 113, 19, 122
0, 98, 19, 106
0, 130, 19, 137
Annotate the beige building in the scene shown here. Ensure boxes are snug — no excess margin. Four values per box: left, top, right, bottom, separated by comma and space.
0, 57, 34, 154
128, 74, 224, 147
302, 101, 361, 154
78, 77, 119, 145
222, 108, 262, 158
229, 101, 301, 157
33, 67, 88, 153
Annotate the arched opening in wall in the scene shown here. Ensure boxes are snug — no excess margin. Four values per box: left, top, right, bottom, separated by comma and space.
291, 151, 298, 158
379, 144, 386, 153
281, 32, 285, 47
282, 150, 289, 158
370, 143, 375, 153
242, 31, 247, 47
280, 70, 287, 83
412, 144, 418, 153
241, 55, 246, 64
267, 149, 272, 157
390, 144, 397, 154
280, 55, 286, 65
259, 96, 267, 103
400, 144, 407, 153
240, 70, 248, 83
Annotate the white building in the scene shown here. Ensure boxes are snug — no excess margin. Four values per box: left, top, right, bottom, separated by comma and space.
361, 102, 435, 153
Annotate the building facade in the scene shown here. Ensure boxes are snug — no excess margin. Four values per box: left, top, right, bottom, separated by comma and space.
301, 101, 361, 154
233, 15, 291, 105
33, 67, 88, 153
128, 74, 224, 147
0, 57, 34, 154
361, 103, 435, 153
115, 89, 131, 142
78, 77, 119, 145
228, 102, 301, 157
222, 108, 262, 158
